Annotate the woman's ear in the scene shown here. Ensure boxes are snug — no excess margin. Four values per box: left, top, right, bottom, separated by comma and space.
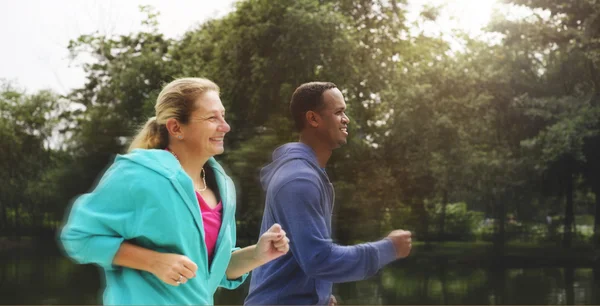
165, 118, 184, 139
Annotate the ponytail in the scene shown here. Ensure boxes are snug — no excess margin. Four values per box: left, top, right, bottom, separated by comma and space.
128, 117, 168, 152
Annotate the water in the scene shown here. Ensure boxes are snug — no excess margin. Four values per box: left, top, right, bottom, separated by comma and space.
1, 246, 598, 305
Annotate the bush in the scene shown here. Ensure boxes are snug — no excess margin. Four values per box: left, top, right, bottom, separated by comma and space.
427, 202, 484, 241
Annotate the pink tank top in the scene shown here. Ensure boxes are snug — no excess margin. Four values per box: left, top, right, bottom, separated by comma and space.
196, 191, 223, 264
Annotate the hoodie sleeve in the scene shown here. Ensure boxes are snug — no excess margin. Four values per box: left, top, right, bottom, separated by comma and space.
272, 178, 397, 283
59, 168, 140, 271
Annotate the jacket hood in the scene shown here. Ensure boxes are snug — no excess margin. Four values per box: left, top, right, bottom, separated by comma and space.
259, 142, 327, 190
119, 149, 226, 179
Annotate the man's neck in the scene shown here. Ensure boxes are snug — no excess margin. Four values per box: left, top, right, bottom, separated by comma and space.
299, 135, 332, 168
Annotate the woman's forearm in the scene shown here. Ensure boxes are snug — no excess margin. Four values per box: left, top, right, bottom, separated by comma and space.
113, 242, 198, 285
112, 241, 160, 273
225, 224, 289, 279
225, 245, 262, 280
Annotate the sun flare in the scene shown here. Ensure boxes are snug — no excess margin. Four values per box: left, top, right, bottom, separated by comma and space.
445, 0, 498, 34
412, 0, 499, 35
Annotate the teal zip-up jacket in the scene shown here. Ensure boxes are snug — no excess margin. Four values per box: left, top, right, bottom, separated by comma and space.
59, 149, 247, 305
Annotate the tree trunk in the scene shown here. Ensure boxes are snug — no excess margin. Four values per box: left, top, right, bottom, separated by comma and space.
494, 194, 506, 255
438, 189, 448, 241
0, 202, 6, 235
415, 198, 429, 242
594, 184, 600, 251
563, 171, 574, 249
14, 205, 21, 241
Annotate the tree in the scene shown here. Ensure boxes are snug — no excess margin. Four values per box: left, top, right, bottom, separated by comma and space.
61, 6, 176, 197
0, 81, 66, 237
491, 0, 600, 248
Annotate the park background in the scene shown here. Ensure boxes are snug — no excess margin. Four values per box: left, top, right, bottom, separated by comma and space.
1, 0, 600, 304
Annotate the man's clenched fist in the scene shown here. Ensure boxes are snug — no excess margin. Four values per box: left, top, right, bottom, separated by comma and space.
387, 230, 412, 259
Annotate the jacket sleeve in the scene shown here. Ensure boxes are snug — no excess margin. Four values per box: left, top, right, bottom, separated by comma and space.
219, 178, 248, 289
218, 248, 248, 289
59, 167, 141, 271
272, 178, 397, 283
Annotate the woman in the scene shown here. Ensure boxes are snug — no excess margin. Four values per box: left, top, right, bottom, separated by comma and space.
59, 78, 290, 305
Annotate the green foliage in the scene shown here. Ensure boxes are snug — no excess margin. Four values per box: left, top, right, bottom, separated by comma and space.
0, 81, 68, 235
427, 202, 484, 241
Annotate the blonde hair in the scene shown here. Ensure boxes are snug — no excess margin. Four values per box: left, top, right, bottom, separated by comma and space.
128, 78, 220, 152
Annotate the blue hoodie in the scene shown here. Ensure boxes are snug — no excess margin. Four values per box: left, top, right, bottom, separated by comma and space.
59, 149, 247, 305
244, 143, 397, 305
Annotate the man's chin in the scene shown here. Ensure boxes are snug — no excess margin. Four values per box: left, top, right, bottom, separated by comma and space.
334, 139, 348, 149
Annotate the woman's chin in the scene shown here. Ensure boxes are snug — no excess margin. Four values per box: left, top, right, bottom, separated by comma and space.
211, 146, 225, 155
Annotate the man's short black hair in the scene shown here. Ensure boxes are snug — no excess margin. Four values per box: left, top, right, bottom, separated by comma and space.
290, 82, 338, 131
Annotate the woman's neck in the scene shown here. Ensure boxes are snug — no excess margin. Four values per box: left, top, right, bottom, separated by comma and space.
166, 145, 209, 186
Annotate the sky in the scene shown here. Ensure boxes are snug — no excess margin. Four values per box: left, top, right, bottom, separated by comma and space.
0, 0, 509, 95
0, 0, 237, 94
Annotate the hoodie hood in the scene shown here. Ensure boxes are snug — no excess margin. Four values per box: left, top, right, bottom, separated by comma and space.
260, 142, 328, 190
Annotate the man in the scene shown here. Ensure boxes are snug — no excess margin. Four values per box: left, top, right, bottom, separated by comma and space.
244, 82, 412, 305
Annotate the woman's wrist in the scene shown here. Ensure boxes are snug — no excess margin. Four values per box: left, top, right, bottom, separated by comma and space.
251, 244, 268, 265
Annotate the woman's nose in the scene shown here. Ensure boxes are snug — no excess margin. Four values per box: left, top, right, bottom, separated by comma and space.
219, 120, 231, 133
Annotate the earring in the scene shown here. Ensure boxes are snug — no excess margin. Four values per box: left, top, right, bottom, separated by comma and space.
177, 135, 183, 139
